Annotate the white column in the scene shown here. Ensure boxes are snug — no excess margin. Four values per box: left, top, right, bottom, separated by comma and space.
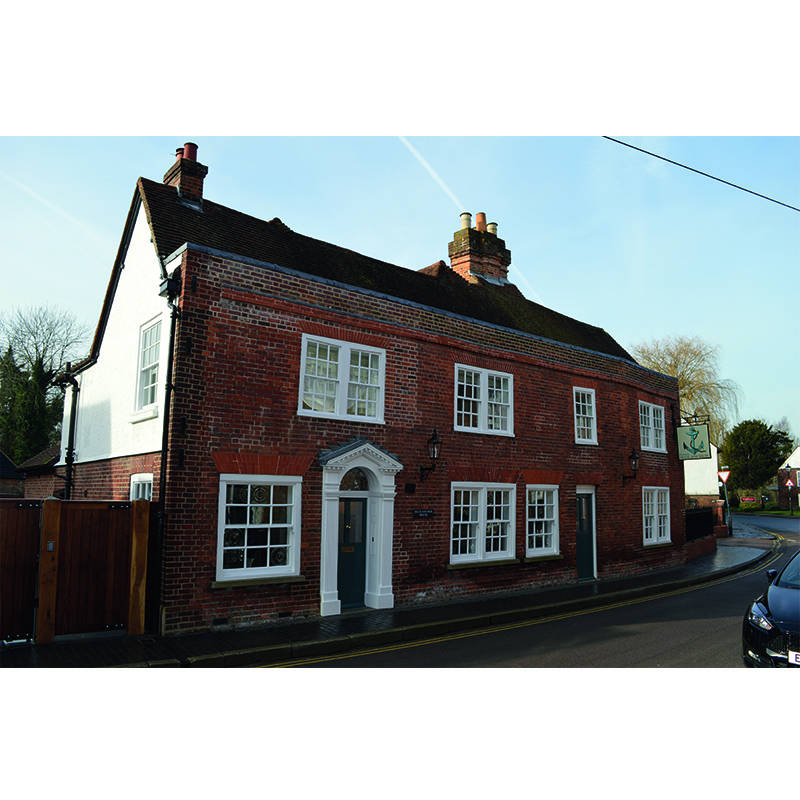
365, 480, 397, 609
319, 471, 342, 617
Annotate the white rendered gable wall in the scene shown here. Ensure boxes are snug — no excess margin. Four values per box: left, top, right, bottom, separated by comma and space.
61, 206, 177, 464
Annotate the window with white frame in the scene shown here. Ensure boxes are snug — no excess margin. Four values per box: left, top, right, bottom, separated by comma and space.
573, 387, 597, 444
130, 473, 153, 501
526, 485, 559, 556
298, 334, 385, 423
643, 487, 670, 545
454, 365, 513, 435
216, 475, 302, 581
639, 401, 666, 452
450, 483, 515, 563
137, 320, 161, 409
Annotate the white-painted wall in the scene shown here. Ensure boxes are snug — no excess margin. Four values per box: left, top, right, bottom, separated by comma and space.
61, 206, 178, 464
683, 442, 719, 497
780, 445, 800, 470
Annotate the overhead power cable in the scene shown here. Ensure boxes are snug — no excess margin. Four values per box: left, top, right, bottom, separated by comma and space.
603, 136, 800, 213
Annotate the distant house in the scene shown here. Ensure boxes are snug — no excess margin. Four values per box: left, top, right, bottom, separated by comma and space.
19, 444, 62, 499
58, 143, 686, 636
0, 451, 24, 498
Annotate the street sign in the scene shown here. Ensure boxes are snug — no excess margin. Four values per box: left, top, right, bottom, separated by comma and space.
718, 471, 730, 483
677, 424, 712, 460
787, 479, 795, 489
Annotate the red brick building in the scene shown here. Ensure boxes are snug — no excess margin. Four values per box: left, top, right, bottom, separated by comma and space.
61, 143, 685, 635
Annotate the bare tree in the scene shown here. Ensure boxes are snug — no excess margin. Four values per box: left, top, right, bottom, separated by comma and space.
773, 416, 799, 449
0, 305, 91, 380
630, 334, 742, 442
0, 305, 91, 463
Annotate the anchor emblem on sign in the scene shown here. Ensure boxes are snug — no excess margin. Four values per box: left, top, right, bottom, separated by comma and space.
682, 426, 706, 455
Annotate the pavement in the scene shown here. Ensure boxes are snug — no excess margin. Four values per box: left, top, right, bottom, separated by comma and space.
1, 519, 782, 668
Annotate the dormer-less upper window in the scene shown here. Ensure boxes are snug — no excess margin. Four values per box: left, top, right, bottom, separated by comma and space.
298, 334, 385, 424
639, 401, 666, 452
138, 320, 161, 409
454, 365, 514, 436
573, 387, 597, 444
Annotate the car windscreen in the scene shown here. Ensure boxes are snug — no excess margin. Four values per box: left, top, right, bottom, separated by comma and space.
777, 553, 800, 589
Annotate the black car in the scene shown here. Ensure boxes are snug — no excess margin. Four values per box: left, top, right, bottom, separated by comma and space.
742, 550, 800, 667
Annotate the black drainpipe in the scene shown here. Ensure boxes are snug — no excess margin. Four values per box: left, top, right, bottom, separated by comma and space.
58, 363, 80, 501
149, 266, 181, 635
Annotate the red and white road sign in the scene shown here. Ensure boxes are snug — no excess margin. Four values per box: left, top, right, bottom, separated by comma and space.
718, 471, 730, 483
787, 479, 795, 489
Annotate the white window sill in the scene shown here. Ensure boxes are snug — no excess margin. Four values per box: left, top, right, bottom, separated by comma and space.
212, 574, 305, 589
297, 409, 385, 425
448, 558, 519, 570
524, 553, 563, 562
130, 406, 159, 424
454, 427, 515, 437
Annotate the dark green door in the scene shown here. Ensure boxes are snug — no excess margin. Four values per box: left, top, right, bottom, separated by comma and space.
338, 499, 367, 608
576, 493, 595, 580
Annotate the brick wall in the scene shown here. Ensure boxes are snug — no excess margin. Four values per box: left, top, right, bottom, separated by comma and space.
686, 534, 718, 561
70, 453, 161, 501
23, 471, 60, 499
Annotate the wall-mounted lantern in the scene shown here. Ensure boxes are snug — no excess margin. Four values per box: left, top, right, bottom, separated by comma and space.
622, 449, 640, 486
419, 428, 443, 483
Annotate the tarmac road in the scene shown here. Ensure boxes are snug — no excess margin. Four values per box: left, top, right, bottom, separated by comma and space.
284, 522, 794, 668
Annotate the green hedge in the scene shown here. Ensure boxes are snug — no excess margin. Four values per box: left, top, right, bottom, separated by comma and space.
739, 502, 761, 511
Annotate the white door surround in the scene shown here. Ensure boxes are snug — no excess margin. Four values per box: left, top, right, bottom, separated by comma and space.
319, 439, 403, 617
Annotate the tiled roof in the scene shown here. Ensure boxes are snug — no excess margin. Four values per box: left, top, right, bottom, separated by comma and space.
18, 444, 60, 472
138, 178, 635, 362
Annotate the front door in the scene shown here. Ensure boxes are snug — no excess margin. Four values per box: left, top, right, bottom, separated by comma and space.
338, 499, 367, 608
576, 492, 595, 580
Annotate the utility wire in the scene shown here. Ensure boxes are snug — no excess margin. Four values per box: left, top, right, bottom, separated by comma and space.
603, 136, 800, 213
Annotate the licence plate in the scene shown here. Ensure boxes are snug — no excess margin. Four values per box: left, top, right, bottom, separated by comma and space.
789, 651, 800, 666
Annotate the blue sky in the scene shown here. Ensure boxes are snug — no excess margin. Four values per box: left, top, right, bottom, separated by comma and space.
1, 135, 798, 438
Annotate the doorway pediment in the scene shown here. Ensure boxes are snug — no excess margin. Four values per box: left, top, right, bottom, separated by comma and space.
319, 438, 403, 476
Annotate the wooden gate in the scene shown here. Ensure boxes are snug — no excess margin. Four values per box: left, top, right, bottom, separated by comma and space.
0, 498, 150, 644
57, 502, 136, 636
0, 499, 42, 642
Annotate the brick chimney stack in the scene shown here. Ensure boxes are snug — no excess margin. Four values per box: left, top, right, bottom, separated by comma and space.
448, 212, 511, 284
163, 142, 208, 209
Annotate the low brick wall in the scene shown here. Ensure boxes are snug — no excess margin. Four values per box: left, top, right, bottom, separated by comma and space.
713, 525, 729, 539
686, 534, 717, 561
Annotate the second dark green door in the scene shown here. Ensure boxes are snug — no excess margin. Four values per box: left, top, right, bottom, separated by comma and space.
576, 493, 595, 580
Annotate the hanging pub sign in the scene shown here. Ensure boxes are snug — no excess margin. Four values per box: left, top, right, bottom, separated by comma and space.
677, 423, 712, 460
